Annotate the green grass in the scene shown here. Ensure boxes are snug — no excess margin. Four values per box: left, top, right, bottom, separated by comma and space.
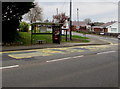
62, 35, 89, 43
17, 32, 31, 45
16, 32, 90, 45
72, 35, 89, 42
31, 30, 52, 33
17, 32, 52, 45
73, 31, 90, 34
32, 34, 52, 44
71, 35, 89, 39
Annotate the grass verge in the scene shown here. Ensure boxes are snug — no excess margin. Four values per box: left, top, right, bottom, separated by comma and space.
16, 32, 89, 45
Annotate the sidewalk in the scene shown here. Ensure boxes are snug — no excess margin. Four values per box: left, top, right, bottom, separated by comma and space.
2, 37, 110, 52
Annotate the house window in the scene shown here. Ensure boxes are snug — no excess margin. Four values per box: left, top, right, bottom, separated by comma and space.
111, 28, 117, 32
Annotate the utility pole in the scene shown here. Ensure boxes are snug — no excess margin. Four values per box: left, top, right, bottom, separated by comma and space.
77, 8, 79, 27
56, 8, 58, 15
70, 0, 72, 40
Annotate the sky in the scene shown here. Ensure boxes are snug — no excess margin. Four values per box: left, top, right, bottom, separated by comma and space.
32, 0, 119, 23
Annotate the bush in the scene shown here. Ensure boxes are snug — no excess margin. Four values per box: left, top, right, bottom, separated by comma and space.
19, 22, 29, 32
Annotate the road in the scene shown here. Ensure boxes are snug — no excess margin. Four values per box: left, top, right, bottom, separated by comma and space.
1, 33, 119, 87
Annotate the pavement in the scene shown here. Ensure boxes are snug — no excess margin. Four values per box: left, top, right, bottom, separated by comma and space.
2, 37, 110, 52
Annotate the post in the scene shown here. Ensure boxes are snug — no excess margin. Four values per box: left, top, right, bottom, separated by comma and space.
66, 29, 67, 41
70, 0, 72, 40
31, 23, 33, 45
30, 11, 33, 45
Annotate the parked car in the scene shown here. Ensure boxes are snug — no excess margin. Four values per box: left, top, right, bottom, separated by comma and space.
118, 35, 120, 40
100, 32, 104, 35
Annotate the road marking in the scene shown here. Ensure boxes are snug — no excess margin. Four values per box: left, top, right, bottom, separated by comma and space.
97, 51, 116, 55
46, 55, 84, 63
2, 45, 112, 59
0, 65, 19, 70
8, 54, 32, 59
0, 49, 41, 54
100, 39, 114, 45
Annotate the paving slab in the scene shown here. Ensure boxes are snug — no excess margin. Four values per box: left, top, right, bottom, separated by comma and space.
2, 37, 110, 52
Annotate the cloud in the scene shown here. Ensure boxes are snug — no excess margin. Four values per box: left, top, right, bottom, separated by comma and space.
72, 2, 118, 20
35, 1, 118, 22
38, 2, 70, 20
35, 0, 119, 2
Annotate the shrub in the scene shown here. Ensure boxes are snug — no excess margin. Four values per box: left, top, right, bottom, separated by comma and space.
19, 22, 29, 32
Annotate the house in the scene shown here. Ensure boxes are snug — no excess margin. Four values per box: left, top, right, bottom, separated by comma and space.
38, 25, 53, 33
61, 20, 69, 35
101, 21, 117, 33
105, 22, 119, 33
72, 21, 91, 31
39, 26, 47, 32
91, 26, 103, 33
91, 21, 119, 34
62, 20, 69, 29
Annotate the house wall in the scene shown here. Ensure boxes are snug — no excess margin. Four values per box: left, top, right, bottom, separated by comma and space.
104, 28, 108, 32
87, 25, 91, 31
79, 26, 87, 31
108, 28, 118, 33
39, 27, 47, 32
72, 26, 77, 31
107, 22, 119, 33
47, 27, 52, 32
93, 28, 101, 32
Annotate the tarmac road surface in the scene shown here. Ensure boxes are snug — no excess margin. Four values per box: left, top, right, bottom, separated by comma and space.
1, 33, 119, 87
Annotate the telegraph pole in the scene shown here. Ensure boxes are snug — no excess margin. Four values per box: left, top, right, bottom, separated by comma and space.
70, 0, 72, 40
77, 8, 79, 26
56, 8, 58, 15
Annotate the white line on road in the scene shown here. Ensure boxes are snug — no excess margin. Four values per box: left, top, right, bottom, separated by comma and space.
46, 55, 84, 63
97, 51, 116, 55
0, 65, 19, 70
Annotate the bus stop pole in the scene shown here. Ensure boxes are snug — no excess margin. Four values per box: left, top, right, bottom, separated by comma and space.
31, 24, 33, 45
66, 29, 67, 41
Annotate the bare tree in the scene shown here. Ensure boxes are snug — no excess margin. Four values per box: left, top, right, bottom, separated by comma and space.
53, 13, 69, 24
84, 18, 91, 24
23, 2, 42, 23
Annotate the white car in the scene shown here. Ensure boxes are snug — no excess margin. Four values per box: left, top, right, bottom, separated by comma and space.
100, 32, 104, 35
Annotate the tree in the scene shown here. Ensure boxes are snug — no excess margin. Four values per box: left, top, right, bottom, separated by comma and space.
53, 13, 69, 25
19, 22, 29, 32
44, 19, 49, 23
84, 18, 91, 24
2, 2, 34, 44
23, 2, 43, 23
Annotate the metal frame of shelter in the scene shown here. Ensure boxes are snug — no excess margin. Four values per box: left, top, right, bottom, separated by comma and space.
61, 28, 68, 41
31, 22, 63, 44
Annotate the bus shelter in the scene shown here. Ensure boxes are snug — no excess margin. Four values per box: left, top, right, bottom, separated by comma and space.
31, 22, 62, 44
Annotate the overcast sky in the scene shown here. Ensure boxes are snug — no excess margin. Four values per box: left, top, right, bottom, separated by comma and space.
34, 0, 119, 23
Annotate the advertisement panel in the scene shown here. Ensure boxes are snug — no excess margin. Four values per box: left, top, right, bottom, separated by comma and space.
52, 26, 61, 44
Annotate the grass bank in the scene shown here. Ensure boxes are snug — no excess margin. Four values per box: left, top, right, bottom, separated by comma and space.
16, 32, 89, 45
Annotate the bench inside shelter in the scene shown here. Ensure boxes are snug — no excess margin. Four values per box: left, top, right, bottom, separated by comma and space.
37, 40, 44, 44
